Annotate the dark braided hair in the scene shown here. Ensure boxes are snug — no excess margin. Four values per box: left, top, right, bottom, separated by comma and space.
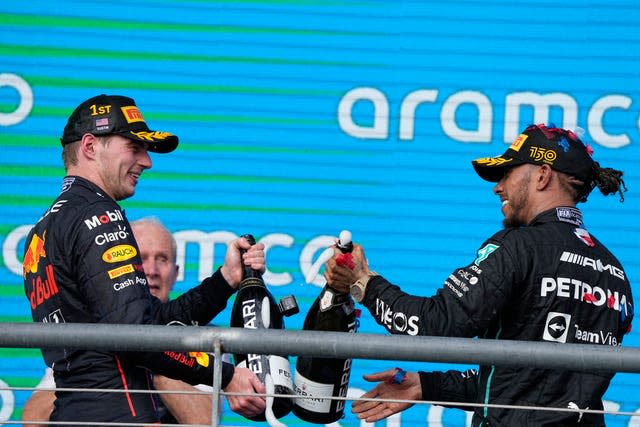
592, 162, 627, 202
575, 162, 627, 203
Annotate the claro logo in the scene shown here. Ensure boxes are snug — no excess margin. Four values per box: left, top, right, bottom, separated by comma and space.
102, 245, 137, 263
94, 225, 129, 246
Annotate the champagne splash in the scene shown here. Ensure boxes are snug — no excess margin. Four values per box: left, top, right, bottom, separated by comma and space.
265, 374, 287, 427
304, 230, 352, 284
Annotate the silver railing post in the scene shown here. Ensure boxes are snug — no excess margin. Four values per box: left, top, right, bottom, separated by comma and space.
211, 339, 222, 427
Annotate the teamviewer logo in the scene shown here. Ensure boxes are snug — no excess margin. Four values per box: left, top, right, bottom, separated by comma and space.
543, 312, 571, 343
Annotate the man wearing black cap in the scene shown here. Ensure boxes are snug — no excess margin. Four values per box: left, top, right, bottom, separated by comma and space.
324, 124, 633, 426
23, 95, 266, 424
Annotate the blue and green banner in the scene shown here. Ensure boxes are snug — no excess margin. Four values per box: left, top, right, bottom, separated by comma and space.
1, 1, 639, 425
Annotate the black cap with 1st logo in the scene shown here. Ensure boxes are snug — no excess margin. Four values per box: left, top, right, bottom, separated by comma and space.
60, 94, 179, 153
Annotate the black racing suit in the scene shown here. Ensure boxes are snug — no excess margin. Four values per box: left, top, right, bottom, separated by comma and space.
23, 176, 236, 424
361, 207, 633, 426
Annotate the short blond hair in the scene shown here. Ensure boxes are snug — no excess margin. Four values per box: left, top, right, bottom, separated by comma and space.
62, 140, 80, 170
61, 135, 113, 171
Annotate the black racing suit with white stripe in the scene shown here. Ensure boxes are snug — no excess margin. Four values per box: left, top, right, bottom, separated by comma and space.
23, 176, 236, 424
360, 207, 633, 426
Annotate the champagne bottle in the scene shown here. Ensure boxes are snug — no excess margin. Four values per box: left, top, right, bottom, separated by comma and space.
293, 230, 358, 424
229, 234, 294, 421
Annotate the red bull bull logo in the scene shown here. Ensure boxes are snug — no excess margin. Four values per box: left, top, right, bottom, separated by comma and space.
189, 352, 210, 367
23, 233, 46, 278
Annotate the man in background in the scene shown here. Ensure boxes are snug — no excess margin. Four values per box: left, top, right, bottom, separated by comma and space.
23, 217, 223, 426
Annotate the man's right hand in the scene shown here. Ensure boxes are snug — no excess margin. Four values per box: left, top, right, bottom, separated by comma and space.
323, 244, 370, 294
223, 367, 266, 418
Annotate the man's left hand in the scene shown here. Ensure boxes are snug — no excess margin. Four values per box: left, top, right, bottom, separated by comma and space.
352, 368, 422, 422
224, 367, 266, 418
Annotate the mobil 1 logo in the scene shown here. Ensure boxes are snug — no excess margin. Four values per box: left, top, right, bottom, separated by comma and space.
543, 312, 571, 343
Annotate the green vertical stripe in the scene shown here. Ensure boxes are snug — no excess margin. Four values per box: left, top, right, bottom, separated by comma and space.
482, 320, 502, 423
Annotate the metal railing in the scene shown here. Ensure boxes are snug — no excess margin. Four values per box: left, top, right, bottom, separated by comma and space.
2, 322, 640, 426
3, 323, 640, 372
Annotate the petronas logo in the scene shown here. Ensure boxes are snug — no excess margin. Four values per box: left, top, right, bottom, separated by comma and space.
474, 157, 513, 166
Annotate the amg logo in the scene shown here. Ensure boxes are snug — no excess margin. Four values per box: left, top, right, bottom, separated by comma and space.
560, 251, 625, 280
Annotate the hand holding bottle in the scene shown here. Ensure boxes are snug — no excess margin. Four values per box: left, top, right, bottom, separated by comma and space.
224, 367, 267, 418
324, 244, 370, 294
220, 236, 265, 288
229, 234, 294, 421
293, 230, 359, 423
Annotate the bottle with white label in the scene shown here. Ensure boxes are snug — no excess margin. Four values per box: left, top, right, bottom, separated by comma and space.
293, 287, 357, 423
293, 230, 358, 423
229, 234, 294, 421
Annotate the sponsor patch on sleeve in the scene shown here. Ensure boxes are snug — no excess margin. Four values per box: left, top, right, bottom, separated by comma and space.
107, 264, 134, 279
102, 244, 137, 263
474, 243, 499, 266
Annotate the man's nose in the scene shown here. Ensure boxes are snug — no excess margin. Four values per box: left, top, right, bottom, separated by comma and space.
139, 150, 152, 169
143, 259, 157, 276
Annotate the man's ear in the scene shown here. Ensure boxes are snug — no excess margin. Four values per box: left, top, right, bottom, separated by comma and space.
79, 133, 99, 160
536, 164, 553, 190
170, 265, 180, 290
